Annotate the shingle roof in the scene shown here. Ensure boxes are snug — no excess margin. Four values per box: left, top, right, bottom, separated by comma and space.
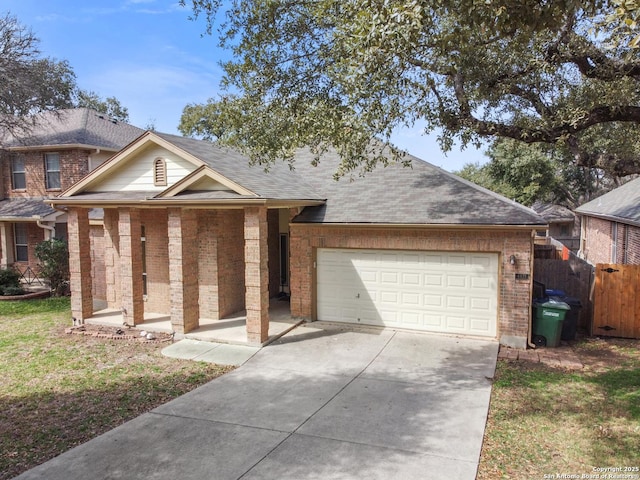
291, 148, 546, 226
154, 132, 324, 200
575, 177, 640, 227
0, 198, 58, 220
532, 202, 576, 223
59, 131, 545, 227
2, 108, 144, 151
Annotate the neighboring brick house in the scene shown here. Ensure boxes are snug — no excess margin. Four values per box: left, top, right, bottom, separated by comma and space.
0, 108, 143, 292
576, 177, 640, 265
51, 131, 546, 349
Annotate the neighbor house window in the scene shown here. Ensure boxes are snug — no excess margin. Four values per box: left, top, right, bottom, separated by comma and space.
14, 224, 28, 262
153, 158, 167, 186
11, 155, 26, 190
45, 153, 61, 189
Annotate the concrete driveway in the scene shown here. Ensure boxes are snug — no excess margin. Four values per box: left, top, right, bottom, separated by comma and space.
15, 324, 498, 480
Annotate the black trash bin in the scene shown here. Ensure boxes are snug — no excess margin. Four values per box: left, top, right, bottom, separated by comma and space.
553, 296, 582, 341
540, 288, 583, 342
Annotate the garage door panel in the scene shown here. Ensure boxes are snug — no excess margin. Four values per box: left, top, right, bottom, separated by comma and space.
445, 315, 466, 330
470, 297, 492, 311
402, 272, 421, 286
446, 296, 467, 309
470, 276, 493, 290
423, 294, 442, 307
317, 249, 497, 337
425, 274, 443, 286
447, 275, 468, 288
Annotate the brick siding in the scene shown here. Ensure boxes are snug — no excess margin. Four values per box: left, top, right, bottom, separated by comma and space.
90, 225, 105, 300
197, 210, 246, 319
582, 215, 640, 265
581, 217, 611, 264
290, 225, 534, 347
141, 210, 170, 313
1, 149, 90, 198
626, 225, 640, 264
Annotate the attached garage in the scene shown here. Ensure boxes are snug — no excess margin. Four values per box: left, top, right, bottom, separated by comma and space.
316, 248, 499, 337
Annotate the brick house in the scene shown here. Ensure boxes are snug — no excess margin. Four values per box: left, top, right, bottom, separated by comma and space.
50, 131, 546, 348
576, 177, 640, 265
0, 108, 143, 287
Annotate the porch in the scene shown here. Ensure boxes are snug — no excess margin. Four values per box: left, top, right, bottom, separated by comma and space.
86, 298, 300, 346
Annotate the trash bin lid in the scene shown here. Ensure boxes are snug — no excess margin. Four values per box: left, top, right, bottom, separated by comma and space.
548, 295, 582, 308
545, 288, 566, 297
535, 299, 570, 310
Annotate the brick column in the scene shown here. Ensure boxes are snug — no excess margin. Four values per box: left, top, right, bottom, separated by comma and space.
68, 208, 93, 322
168, 208, 199, 334
245, 206, 269, 344
119, 208, 144, 325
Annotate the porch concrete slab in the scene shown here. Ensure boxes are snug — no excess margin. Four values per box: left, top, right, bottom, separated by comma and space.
362, 332, 499, 384
15, 412, 289, 480
153, 367, 352, 431
161, 340, 260, 366
244, 323, 395, 376
161, 339, 218, 360
242, 433, 478, 480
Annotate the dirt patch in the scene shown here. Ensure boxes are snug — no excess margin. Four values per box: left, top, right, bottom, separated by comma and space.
64, 324, 174, 344
573, 337, 640, 371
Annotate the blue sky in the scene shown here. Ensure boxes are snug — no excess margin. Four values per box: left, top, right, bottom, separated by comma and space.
7, 0, 488, 172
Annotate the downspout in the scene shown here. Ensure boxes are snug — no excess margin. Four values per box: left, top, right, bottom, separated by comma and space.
527, 228, 537, 349
36, 218, 55, 240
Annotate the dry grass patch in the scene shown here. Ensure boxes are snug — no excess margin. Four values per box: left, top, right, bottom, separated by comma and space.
478, 338, 640, 479
0, 298, 233, 480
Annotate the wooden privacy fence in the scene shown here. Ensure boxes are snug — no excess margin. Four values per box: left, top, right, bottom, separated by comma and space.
533, 257, 594, 330
593, 264, 640, 339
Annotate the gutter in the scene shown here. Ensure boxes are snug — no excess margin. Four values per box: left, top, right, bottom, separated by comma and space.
46, 198, 326, 209
291, 222, 547, 231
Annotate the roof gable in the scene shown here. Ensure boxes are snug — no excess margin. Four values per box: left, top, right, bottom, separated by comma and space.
155, 165, 255, 198
63, 132, 205, 195
576, 177, 640, 226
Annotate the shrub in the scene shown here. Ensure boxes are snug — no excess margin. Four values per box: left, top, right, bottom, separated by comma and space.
35, 239, 69, 296
0, 269, 24, 296
2, 285, 25, 296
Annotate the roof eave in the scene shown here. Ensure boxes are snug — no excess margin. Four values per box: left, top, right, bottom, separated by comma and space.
576, 210, 640, 228
290, 222, 547, 230
47, 197, 326, 209
6, 143, 119, 152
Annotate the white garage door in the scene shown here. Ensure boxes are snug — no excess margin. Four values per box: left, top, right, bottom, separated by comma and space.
317, 248, 498, 337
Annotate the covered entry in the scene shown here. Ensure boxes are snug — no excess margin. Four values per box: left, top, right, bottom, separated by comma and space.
316, 248, 499, 337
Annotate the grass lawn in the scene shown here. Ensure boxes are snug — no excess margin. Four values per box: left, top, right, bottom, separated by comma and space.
0, 298, 232, 480
478, 337, 640, 479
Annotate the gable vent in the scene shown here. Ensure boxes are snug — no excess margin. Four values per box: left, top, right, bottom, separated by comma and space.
154, 157, 167, 186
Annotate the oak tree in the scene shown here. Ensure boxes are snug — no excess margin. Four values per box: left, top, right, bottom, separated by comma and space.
179, 0, 640, 177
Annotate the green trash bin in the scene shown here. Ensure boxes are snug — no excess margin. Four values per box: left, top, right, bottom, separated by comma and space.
532, 300, 570, 347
